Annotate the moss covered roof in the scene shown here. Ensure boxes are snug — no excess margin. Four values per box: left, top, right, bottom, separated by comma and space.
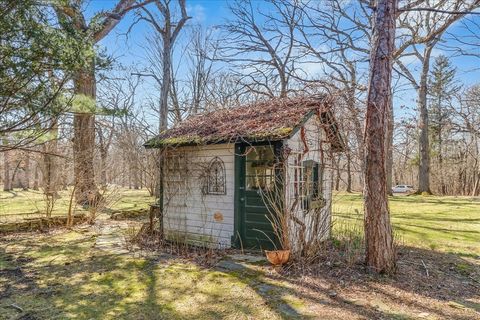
145, 96, 343, 149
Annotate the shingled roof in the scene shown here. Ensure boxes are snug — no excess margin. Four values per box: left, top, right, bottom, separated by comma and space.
145, 96, 344, 151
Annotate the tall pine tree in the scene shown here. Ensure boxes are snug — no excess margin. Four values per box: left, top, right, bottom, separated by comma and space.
0, 1, 84, 150
428, 55, 460, 194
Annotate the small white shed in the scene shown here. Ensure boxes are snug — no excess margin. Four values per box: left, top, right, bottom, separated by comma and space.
145, 96, 344, 252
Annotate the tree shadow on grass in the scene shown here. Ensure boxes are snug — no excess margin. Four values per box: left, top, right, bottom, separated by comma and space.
388, 196, 480, 206
2, 229, 479, 320
0, 190, 19, 200
214, 259, 396, 319
394, 224, 479, 240
1, 231, 278, 319
392, 214, 480, 223
112, 257, 278, 319
279, 245, 480, 320
335, 212, 480, 225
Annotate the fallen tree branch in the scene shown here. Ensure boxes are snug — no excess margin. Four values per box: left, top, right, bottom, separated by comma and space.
421, 259, 429, 277
3, 303, 23, 313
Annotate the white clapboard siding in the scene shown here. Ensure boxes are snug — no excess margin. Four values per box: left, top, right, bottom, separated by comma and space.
162, 144, 236, 248
284, 114, 334, 249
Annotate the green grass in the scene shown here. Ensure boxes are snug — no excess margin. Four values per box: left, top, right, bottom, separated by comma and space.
0, 230, 307, 319
1, 192, 479, 319
0, 188, 154, 223
2, 189, 479, 257
332, 192, 480, 257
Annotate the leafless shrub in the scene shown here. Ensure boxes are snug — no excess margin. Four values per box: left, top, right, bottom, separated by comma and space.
84, 186, 122, 224
332, 222, 364, 267
258, 150, 331, 261
129, 221, 226, 267
42, 192, 57, 219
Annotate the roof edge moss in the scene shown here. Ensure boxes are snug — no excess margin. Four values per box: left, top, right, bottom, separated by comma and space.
144, 127, 294, 149
143, 95, 345, 150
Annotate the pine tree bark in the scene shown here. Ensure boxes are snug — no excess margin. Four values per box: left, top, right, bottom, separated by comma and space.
73, 70, 98, 204
363, 0, 396, 274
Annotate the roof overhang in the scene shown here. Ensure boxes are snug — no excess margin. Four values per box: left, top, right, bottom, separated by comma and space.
144, 97, 346, 152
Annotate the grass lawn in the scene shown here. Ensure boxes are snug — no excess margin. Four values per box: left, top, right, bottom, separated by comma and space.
332, 192, 480, 257
0, 188, 153, 223
0, 228, 316, 319
0, 190, 479, 319
1, 225, 479, 320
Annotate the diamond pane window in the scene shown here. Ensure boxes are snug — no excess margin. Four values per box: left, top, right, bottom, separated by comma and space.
206, 157, 226, 195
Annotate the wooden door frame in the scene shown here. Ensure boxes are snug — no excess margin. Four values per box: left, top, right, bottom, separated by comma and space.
232, 141, 283, 249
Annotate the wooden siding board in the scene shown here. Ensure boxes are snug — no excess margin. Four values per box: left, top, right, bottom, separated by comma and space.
162, 144, 236, 248
284, 114, 334, 251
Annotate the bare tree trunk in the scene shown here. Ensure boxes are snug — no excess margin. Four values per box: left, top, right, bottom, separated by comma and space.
73, 70, 98, 204
100, 147, 108, 188
128, 166, 132, 189
386, 100, 394, 195
42, 148, 55, 196
334, 157, 341, 191
24, 155, 30, 190
42, 119, 58, 196
133, 163, 140, 189
472, 174, 480, 196
417, 44, 434, 194
159, 36, 171, 132
345, 84, 365, 189
53, 0, 147, 206
346, 150, 352, 192
472, 138, 480, 196
363, 0, 396, 274
139, 0, 190, 201
11, 161, 21, 187
33, 162, 39, 191
62, 159, 68, 190
155, 34, 172, 199
438, 143, 445, 195
3, 148, 11, 191
97, 127, 106, 188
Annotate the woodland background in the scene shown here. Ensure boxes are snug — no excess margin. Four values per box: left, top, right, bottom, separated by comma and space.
2, 0, 480, 201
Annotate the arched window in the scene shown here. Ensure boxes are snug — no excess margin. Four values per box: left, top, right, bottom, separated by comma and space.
204, 157, 226, 195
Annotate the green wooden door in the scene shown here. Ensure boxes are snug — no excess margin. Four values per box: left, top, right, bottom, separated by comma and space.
234, 144, 281, 250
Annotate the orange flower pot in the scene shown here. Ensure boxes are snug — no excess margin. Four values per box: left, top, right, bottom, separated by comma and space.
265, 249, 290, 266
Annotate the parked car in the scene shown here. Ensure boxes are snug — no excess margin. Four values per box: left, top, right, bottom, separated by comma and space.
392, 185, 414, 193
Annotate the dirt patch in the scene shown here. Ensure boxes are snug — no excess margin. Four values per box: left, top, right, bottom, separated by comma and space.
131, 228, 479, 319
276, 245, 480, 319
